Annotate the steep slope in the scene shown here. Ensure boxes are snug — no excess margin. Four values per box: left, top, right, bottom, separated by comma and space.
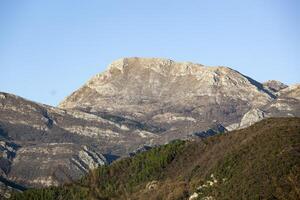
228, 84, 300, 129
0, 141, 25, 199
12, 118, 300, 200
59, 57, 275, 141
0, 93, 112, 188
264, 84, 300, 117
0, 88, 230, 190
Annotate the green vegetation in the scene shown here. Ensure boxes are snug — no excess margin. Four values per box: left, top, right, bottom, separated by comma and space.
83, 139, 186, 198
196, 118, 300, 199
12, 140, 186, 200
11, 118, 300, 200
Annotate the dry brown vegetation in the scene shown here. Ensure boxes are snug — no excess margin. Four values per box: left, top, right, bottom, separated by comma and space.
12, 118, 300, 200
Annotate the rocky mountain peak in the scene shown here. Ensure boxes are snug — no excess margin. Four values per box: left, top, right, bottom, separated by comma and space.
263, 80, 288, 92
59, 57, 274, 112
57, 57, 278, 145
107, 57, 176, 73
92, 57, 251, 84
87, 57, 208, 85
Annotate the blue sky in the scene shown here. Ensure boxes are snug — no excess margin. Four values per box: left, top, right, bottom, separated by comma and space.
0, 0, 299, 106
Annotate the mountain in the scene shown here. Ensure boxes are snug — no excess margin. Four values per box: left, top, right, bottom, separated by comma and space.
59, 57, 277, 142
264, 84, 300, 117
12, 118, 300, 200
0, 93, 109, 188
0, 57, 299, 193
227, 84, 300, 129
263, 80, 288, 93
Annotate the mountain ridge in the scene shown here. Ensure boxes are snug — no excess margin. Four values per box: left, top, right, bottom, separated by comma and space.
58, 57, 279, 144
12, 117, 300, 200
0, 57, 300, 196
59, 57, 274, 111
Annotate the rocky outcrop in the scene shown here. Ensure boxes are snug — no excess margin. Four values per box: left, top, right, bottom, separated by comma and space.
146, 180, 158, 190
60, 58, 274, 112
191, 124, 226, 138
0, 141, 19, 176
277, 84, 300, 100
0, 140, 24, 199
9, 144, 106, 187
263, 80, 288, 93
262, 84, 300, 117
189, 174, 218, 200
239, 108, 267, 128
129, 145, 155, 157
226, 84, 300, 130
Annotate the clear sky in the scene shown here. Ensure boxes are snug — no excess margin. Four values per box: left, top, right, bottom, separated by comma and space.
0, 0, 299, 106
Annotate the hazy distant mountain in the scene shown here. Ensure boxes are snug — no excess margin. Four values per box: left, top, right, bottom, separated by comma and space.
0, 57, 299, 194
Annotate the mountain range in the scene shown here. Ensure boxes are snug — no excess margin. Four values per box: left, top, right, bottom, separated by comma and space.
0, 57, 299, 199
11, 118, 300, 200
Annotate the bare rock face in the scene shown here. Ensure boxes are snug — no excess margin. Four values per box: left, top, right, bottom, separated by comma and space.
264, 84, 300, 117
0, 90, 169, 189
9, 144, 106, 187
0, 93, 110, 189
60, 58, 274, 111
263, 80, 288, 93
0, 140, 25, 199
191, 123, 226, 138
0, 141, 18, 176
227, 84, 300, 129
239, 108, 267, 128
277, 84, 300, 100
59, 57, 275, 140
146, 180, 158, 190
